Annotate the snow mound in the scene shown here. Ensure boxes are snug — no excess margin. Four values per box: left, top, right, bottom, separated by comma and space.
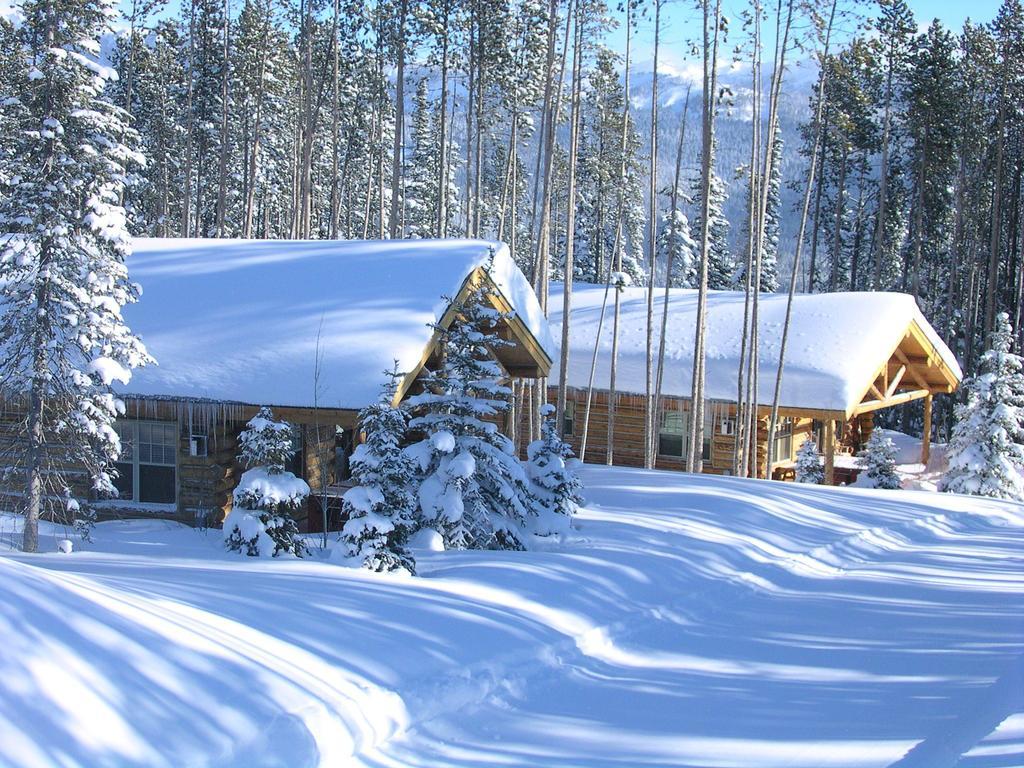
1, 466, 1022, 767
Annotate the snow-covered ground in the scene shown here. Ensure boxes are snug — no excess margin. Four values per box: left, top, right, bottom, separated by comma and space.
845, 428, 952, 491
2, 466, 1022, 768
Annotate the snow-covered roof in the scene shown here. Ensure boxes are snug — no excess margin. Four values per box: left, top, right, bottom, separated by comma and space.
120, 238, 553, 409
550, 283, 962, 415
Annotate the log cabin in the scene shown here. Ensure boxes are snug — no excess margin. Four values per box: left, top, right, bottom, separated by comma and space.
0, 238, 552, 530
543, 282, 962, 484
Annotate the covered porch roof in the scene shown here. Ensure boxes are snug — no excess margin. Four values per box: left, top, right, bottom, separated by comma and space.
549, 283, 962, 418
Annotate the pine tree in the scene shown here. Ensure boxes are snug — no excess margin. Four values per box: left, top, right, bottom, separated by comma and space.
0, 0, 153, 552
759, 124, 782, 293
690, 170, 732, 289
526, 404, 583, 535
405, 257, 536, 550
657, 208, 699, 288
340, 374, 418, 573
858, 430, 901, 489
404, 77, 440, 239
942, 313, 1024, 500
223, 408, 309, 557
903, 21, 959, 310
795, 436, 825, 484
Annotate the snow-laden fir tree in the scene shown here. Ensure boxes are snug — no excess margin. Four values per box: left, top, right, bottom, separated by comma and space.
224, 408, 308, 557
657, 208, 699, 288
404, 77, 439, 239
795, 436, 825, 484
857, 430, 901, 490
0, 0, 152, 552
526, 404, 583, 536
759, 124, 782, 293
405, 256, 536, 550
340, 371, 418, 574
941, 313, 1024, 500
690, 170, 733, 289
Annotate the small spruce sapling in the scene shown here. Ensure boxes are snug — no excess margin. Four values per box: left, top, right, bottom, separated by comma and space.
526, 404, 584, 536
341, 371, 418, 574
224, 408, 308, 557
942, 313, 1024, 500
858, 430, 901, 489
405, 253, 536, 550
795, 437, 825, 484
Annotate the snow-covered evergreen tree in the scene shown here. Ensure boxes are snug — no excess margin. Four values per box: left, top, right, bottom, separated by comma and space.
405, 77, 439, 239
759, 125, 782, 293
658, 208, 699, 287
405, 256, 536, 550
795, 437, 825, 484
690, 170, 733, 289
340, 373, 418, 574
0, 0, 152, 552
526, 404, 583, 536
858, 430, 901, 489
224, 408, 308, 557
941, 313, 1024, 500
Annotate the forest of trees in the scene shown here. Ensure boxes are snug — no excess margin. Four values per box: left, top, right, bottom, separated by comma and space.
2, 0, 1024, 476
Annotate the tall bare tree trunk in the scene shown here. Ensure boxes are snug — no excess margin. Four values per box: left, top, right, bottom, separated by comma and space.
182, 1, 196, 237
643, 0, 661, 468
766, 0, 837, 472
686, 0, 723, 474
578, 1, 634, 464
652, 86, 691, 470
735, 0, 762, 477
605, 3, 633, 466
215, 0, 231, 236
437, 5, 451, 237
389, 0, 409, 239
556, 3, 584, 433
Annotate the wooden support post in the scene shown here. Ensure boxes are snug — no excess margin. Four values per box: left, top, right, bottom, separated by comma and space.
921, 394, 932, 467
824, 418, 835, 485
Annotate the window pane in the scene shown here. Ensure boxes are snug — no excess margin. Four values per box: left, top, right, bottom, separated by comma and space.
285, 427, 303, 477
661, 411, 685, 435
139, 465, 175, 504
659, 434, 684, 458
115, 422, 134, 461
113, 461, 134, 500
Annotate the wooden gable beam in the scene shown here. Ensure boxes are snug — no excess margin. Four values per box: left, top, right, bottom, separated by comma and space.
885, 365, 907, 398
854, 388, 931, 415
892, 347, 931, 390
391, 266, 551, 408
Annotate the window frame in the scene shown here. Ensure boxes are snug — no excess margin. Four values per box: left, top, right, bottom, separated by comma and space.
658, 408, 713, 461
773, 417, 795, 463
112, 419, 179, 506
562, 400, 576, 438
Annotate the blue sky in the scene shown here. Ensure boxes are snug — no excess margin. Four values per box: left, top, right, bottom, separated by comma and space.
606, 0, 1005, 71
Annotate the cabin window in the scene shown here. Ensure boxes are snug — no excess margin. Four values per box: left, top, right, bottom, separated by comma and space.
335, 427, 353, 483
562, 401, 575, 437
659, 410, 711, 461
189, 425, 208, 458
719, 416, 736, 436
285, 425, 304, 478
659, 411, 686, 457
0, 392, 23, 421
113, 420, 177, 504
773, 418, 794, 462
812, 420, 825, 450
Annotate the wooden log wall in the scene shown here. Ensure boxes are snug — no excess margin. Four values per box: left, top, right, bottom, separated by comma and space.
0, 396, 359, 529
